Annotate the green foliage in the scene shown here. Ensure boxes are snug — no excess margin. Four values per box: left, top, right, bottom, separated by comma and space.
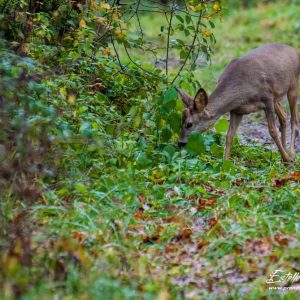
0, 1, 300, 299
186, 132, 206, 155
214, 118, 229, 133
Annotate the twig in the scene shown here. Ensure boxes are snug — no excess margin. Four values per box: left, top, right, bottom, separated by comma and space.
136, 13, 144, 40
128, 0, 140, 21
166, 0, 176, 77
170, 10, 203, 85
110, 36, 126, 72
123, 42, 161, 79
95, 0, 117, 43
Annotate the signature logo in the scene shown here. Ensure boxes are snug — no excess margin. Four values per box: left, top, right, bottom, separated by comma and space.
266, 270, 300, 285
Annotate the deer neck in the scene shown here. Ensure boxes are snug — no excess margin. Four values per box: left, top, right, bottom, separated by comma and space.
206, 84, 240, 118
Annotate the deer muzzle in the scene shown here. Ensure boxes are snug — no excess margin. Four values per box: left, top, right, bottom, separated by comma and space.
178, 142, 187, 147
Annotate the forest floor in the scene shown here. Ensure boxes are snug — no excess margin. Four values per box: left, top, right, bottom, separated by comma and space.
3, 2, 300, 300
239, 114, 300, 149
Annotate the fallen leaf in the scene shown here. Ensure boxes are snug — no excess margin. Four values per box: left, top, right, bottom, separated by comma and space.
162, 215, 184, 223
198, 197, 217, 210
197, 239, 210, 250
133, 209, 153, 221
234, 178, 245, 186
274, 231, 294, 246
138, 194, 146, 205
244, 238, 272, 256
173, 227, 192, 242
208, 217, 218, 228
71, 230, 89, 242
287, 171, 300, 180
273, 171, 300, 187
143, 233, 160, 243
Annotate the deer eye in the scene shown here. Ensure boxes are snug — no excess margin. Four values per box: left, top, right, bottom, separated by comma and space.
186, 122, 193, 128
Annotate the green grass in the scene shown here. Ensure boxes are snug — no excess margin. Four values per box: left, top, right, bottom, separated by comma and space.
2, 2, 300, 300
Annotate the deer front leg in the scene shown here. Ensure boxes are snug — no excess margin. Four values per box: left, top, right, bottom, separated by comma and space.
275, 101, 287, 150
224, 113, 243, 160
264, 104, 292, 162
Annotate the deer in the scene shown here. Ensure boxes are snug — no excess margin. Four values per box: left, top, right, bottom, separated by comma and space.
177, 44, 300, 162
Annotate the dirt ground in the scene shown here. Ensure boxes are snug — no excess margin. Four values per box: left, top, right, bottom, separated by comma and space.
238, 113, 300, 150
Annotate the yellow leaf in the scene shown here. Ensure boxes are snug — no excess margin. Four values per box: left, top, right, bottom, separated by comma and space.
79, 19, 86, 28
6, 256, 19, 274
97, 17, 107, 25
78, 247, 89, 264
120, 22, 127, 30
100, 2, 111, 10
212, 3, 221, 11
59, 87, 67, 99
206, 14, 212, 21
115, 29, 125, 40
91, 1, 98, 9
189, 4, 204, 12
156, 289, 171, 300
113, 12, 120, 20
102, 47, 110, 56
68, 93, 76, 104
202, 29, 212, 37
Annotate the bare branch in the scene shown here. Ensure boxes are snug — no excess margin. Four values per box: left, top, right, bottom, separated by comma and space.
123, 42, 161, 79
166, 0, 176, 77
171, 10, 204, 85
110, 36, 126, 72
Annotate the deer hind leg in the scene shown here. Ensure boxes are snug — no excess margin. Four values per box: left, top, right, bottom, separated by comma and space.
275, 101, 287, 150
264, 99, 292, 162
224, 113, 243, 160
287, 82, 299, 159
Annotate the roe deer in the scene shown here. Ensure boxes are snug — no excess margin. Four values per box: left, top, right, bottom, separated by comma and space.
177, 44, 300, 162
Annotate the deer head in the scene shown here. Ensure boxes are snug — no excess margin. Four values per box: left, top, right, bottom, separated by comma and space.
177, 87, 216, 147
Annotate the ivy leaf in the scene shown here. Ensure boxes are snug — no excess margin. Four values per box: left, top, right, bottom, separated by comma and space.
222, 160, 235, 174
79, 121, 93, 137
75, 183, 87, 193
163, 144, 176, 158
160, 87, 177, 110
161, 127, 172, 142
136, 153, 152, 169
175, 15, 184, 23
185, 15, 192, 24
186, 132, 205, 155
215, 118, 229, 133
162, 87, 177, 104
167, 112, 181, 134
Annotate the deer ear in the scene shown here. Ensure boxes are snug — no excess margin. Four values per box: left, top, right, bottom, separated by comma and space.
194, 88, 208, 112
176, 87, 193, 107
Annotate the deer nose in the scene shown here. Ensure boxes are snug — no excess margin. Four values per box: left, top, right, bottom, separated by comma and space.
178, 142, 187, 147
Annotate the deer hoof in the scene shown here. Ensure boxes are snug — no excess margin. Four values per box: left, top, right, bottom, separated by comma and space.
288, 149, 296, 161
